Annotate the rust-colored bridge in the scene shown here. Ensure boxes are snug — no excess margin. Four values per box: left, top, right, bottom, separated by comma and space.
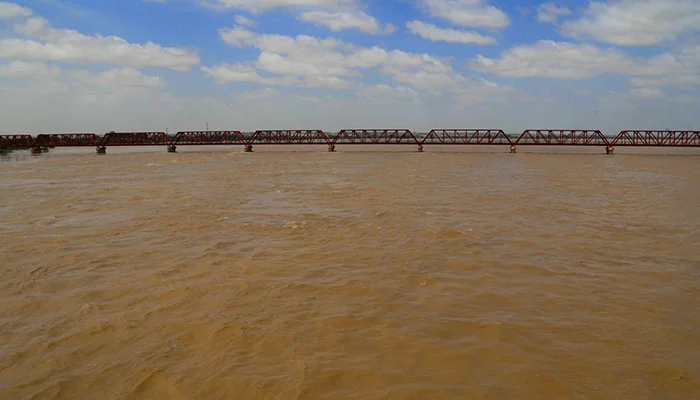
2, 129, 699, 155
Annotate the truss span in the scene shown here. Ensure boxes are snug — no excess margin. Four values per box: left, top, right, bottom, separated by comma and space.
100, 132, 170, 146
611, 131, 700, 147
332, 129, 419, 145
249, 130, 330, 145
0, 135, 35, 149
173, 131, 246, 145
422, 129, 512, 145
515, 130, 609, 146
36, 134, 100, 147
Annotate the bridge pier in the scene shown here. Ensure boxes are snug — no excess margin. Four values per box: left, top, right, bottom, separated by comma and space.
167, 145, 177, 153
244, 144, 253, 153
96, 146, 107, 154
606, 146, 615, 155
510, 145, 517, 154
328, 144, 336, 152
417, 145, 423, 153
30, 146, 42, 155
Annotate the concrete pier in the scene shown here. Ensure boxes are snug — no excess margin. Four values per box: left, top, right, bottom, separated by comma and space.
606, 146, 615, 155
328, 144, 336, 152
30, 146, 42, 155
417, 145, 424, 153
96, 146, 107, 154
244, 144, 253, 152
510, 145, 517, 154
167, 145, 177, 153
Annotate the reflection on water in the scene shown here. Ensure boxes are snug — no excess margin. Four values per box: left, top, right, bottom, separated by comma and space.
1, 148, 699, 399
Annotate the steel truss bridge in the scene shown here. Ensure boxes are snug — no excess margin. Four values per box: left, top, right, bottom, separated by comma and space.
2, 129, 699, 154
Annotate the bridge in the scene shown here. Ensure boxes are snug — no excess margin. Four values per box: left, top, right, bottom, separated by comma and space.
1, 129, 699, 155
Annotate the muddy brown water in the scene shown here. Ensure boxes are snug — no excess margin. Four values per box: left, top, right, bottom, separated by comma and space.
1, 147, 699, 399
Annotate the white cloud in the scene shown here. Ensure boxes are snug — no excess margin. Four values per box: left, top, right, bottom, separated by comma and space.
202, 60, 361, 90
71, 68, 166, 89
630, 75, 700, 88
298, 11, 393, 34
406, 20, 496, 44
256, 51, 355, 76
537, 3, 571, 23
218, 26, 257, 46
238, 87, 279, 100
561, 0, 700, 46
234, 15, 257, 27
611, 87, 666, 100
212, 25, 453, 91
305, 75, 353, 89
421, 0, 510, 28
393, 70, 456, 91
0, 1, 31, 19
389, 70, 519, 103
350, 47, 451, 74
452, 77, 523, 105
201, 63, 300, 85
358, 83, 419, 99
0, 39, 199, 71
468, 40, 697, 79
13, 16, 49, 36
0, 60, 60, 79
0, 8, 200, 71
202, 0, 356, 13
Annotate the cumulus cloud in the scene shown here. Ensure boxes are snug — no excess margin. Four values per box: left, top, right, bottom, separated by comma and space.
406, 20, 497, 44
202, 0, 356, 13
358, 83, 419, 99
421, 0, 510, 28
71, 68, 166, 89
561, 0, 700, 46
537, 3, 571, 23
630, 75, 700, 88
0, 1, 31, 19
0, 60, 60, 79
393, 70, 457, 91
234, 15, 257, 27
211, 25, 453, 90
298, 11, 393, 34
305, 75, 354, 89
0, 7, 200, 71
202, 63, 300, 85
468, 40, 697, 79
0, 38, 199, 71
608, 87, 667, 101
256, 51, 355, 76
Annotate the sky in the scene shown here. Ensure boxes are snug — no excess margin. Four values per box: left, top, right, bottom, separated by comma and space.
0, 0, 699, 134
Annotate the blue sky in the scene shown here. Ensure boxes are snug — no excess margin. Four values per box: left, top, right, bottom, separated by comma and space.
0, 0, 699, 134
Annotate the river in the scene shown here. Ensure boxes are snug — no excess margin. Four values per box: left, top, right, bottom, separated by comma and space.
1, 147, 699, 399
